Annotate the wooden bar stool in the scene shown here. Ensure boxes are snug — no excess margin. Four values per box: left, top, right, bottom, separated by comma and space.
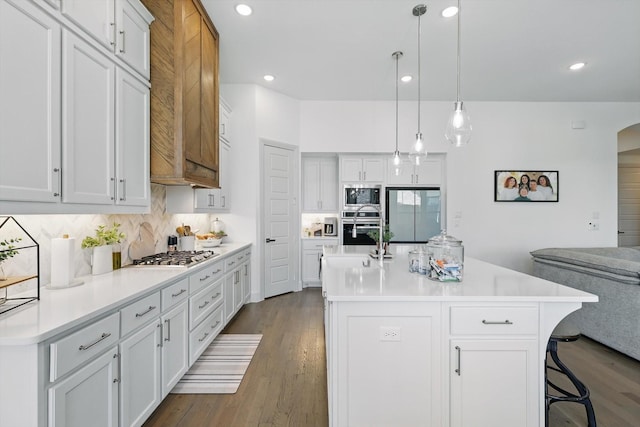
545, 320, 597, 427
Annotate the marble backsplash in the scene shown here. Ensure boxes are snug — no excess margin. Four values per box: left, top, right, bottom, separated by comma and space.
3, 184, 222, 294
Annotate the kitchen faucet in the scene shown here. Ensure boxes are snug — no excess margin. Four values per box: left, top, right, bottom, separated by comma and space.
351, 204, 385, 261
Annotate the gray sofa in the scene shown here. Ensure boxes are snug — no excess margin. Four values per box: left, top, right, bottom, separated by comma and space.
531, 247, 640, 361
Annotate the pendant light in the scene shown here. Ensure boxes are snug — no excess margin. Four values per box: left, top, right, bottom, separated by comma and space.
445, 0, 472, 147
391, 51, 403, 174
410, 4, 427, 165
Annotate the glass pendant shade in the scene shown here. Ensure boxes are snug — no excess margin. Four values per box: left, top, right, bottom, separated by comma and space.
445, 101, 472, 147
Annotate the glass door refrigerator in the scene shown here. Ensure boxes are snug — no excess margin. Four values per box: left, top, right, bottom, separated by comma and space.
385, 187, 441, 243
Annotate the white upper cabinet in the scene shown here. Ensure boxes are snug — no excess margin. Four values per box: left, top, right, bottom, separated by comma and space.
0, 0, 61, 204
166, 100, 232, 213
340, 156, 384, 182
61, 0, 115, 49
62, 30, 116, 205
386, 156, 442, 186
116, 0, 153, 78
0, 0, 152, 213
61, 0, 152, 78
302, 156, 338, 212
115, 68, 150, 206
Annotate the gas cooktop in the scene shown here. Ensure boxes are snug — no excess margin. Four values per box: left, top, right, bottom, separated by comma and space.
130, 250, 219, 268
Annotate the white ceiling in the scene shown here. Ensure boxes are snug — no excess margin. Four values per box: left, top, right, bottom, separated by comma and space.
201, 0, 640, 102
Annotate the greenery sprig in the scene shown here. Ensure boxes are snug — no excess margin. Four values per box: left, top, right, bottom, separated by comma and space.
367, 225, 394, 243
81, 223, 126, 248
0, 237, 22, 263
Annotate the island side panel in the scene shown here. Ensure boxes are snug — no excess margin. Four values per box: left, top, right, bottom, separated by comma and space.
328, 301, 442, 427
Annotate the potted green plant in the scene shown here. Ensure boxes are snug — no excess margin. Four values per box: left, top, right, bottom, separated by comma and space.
0, 237, 21, 281
82, 223, 126, 274
367, 226, 394, 253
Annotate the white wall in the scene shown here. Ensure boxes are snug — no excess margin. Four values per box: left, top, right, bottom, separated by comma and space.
220, 84, 300, 299
301, 100, 640, 272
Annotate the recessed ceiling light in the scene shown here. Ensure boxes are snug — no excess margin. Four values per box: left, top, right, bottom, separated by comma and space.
441, 6, 458, 18
263, 75, 275, 82
569, 62, 586, 71
235, 4, 252, 16
401, 75, 413, 83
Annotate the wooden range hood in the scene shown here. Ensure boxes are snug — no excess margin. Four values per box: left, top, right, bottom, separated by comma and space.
142, 0, 220, 189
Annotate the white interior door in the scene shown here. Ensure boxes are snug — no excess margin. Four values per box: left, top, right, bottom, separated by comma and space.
618, 164, 640, 246
263, 144, 296, 298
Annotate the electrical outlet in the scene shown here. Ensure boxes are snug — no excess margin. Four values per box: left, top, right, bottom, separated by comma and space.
588, 222, 599, 231
380, 326, 401, 342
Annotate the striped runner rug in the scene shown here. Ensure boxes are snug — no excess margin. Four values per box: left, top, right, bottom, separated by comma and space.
172, 334, 262, 394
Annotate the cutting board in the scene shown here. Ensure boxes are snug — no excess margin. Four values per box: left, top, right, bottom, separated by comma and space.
128, 222, 156, 260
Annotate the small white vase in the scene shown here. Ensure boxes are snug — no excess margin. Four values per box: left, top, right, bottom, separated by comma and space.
91, 245, 113, 275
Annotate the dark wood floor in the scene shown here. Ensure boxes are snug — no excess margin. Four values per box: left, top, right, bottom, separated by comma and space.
144, 288, 640, 427
143, 288, 328, 427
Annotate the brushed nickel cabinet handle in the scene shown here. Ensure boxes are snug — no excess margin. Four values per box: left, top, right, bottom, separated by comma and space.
455, 345, 461, 376
135, 305, 156, 318
482, 320, 513, 325
79, 332, 111, 351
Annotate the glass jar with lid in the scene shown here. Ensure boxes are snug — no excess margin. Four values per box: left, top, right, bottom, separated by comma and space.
426, 230, 463, 282
211, 217, 225, 234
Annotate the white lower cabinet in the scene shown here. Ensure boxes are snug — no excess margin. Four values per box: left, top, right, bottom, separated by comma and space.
449, 339, 538, 427
328, 302, 442, 427
160, 302, 189, 397
327, 301, 542, 427
48, 347, 120, 427
302, 239, 338, 286
224, 255, 242, 324
447, 303, 539, 427
119, 320, 161, 427
241, 250, 252, 303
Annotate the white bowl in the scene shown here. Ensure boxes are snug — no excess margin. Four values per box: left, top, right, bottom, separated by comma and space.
201, 238, 222, 248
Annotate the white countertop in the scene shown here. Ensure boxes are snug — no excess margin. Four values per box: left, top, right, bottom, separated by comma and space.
322, 245, 599, 303
0, 243, 251, 346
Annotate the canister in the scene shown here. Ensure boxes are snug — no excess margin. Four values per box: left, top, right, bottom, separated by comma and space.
426, 230, 464, 282
408, 250, 420, 273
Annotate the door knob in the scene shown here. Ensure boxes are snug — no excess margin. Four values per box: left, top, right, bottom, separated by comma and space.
265, 238, 276, 243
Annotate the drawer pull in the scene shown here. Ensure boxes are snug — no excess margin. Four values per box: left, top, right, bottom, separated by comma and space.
213, 268, 222, 274
198, 300, 210, 309
171, 288, 187, 298
455, 346, 461, 376
200, 275, 211, 282
211, 292, 221, 299
78, 332, 112, 351
482, 319, 513, 325
210, 320, 220, 329
135, 305, 157, 318
198, 332, 209, 342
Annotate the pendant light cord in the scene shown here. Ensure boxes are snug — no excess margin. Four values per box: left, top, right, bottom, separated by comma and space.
417, 10, 422, 133
395, 52, 399, 152
456, 0, 461, 103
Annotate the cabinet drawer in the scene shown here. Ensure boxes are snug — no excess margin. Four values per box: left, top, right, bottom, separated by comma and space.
302, 239, 338, 250
49, 312, 120, 382
189, 260, 224, 294
224, 254, 240, 272
120, 292, 161, 337
450, 306, 538, 336
189, 304, 224, 365
189, 280, 223, 329
162, 278, 189, 311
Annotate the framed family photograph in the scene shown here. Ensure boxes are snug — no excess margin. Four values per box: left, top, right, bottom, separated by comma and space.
494, 170, 559, 202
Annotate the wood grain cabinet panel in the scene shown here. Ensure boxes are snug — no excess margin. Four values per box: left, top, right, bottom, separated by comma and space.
142, 0, 219, 188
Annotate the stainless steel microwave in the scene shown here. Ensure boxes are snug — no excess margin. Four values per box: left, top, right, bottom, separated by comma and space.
343, 185, 381, 211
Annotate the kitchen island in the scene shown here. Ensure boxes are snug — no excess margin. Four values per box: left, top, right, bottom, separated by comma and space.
322, 245, 598, 427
